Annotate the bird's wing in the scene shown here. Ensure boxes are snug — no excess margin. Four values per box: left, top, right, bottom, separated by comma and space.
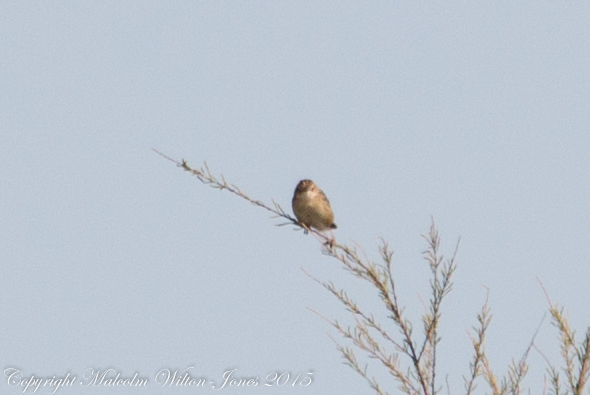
318, 189, 331, 207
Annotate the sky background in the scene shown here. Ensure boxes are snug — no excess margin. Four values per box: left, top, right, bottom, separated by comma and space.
2, 1, 590, 394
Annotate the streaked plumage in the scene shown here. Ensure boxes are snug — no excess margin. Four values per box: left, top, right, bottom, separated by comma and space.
292, 179, 337, 232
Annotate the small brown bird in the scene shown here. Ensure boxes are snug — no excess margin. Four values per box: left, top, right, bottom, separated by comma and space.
292, 179, 337, 232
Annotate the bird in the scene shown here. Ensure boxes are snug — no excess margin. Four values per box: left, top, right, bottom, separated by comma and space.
292, 179, 337, 232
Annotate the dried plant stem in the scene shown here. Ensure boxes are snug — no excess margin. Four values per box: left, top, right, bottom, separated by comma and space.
156, 152, 590, 395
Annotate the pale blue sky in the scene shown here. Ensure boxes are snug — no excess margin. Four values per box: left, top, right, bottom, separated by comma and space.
2, 2, 590, 394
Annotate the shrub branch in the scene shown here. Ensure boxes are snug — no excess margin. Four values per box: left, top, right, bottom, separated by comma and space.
156, 152, 590, 395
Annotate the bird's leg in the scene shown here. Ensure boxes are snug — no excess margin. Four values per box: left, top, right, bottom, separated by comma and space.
300, 223, 310, 235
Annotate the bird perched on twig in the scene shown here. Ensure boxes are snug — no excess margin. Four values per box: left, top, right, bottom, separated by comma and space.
292, 179, 337, 233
